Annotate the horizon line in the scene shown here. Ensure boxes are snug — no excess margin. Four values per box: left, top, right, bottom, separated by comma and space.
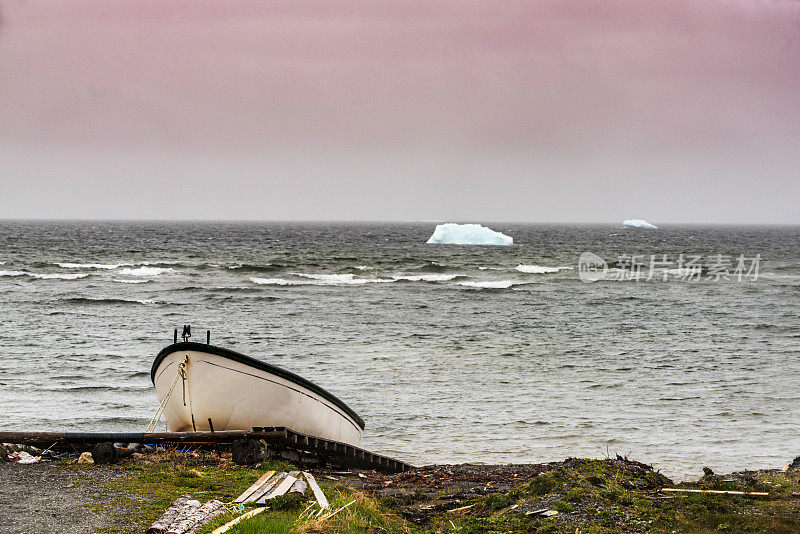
0, 218, 798, 227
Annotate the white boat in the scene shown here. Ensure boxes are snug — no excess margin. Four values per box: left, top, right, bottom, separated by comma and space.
150, 341, 365, 446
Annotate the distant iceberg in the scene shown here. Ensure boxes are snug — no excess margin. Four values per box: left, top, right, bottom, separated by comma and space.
622, 219, 658, 229
426, 223, 513, 246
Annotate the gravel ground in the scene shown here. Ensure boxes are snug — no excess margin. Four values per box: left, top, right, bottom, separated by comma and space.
0, 462, 130, 534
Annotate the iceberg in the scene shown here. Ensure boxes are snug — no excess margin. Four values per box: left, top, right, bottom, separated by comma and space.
622, 219, 658, 229
426, 223, 513, 246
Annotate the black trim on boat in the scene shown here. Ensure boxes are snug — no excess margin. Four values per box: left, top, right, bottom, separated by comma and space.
151, 342, 365, 430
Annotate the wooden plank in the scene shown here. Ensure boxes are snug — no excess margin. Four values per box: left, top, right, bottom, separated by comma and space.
257, 471, 299, 503
210, 507, 266, 534
288, 478, 308, 495
246, 473, 286, 503
234, 470, 275, 503
302, 472, 329, 509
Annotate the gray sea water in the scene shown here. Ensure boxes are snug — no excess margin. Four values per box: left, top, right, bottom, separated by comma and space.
0, 221, 797, 480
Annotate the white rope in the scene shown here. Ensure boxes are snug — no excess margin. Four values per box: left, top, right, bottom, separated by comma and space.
145, 356, 188, 433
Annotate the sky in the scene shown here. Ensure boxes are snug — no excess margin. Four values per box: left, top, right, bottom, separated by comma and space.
1, 0, 799, 223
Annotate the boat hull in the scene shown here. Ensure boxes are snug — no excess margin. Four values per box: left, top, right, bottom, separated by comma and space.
151, 343, 364, 447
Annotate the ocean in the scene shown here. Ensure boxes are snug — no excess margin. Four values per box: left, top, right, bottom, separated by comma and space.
0, 221, 797, 480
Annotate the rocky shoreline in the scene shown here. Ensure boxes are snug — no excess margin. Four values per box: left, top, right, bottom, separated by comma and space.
2, 449, 799, 533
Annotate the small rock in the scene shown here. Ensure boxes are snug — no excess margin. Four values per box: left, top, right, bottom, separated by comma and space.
78, 452, 94, 464
785, 457, 800, 472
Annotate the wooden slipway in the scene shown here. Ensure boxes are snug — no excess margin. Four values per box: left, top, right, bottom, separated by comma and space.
0, 427, 413, 474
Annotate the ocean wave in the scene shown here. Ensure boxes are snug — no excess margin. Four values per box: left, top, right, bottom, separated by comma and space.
207, 286, 261, 293
516, 264, 572, 274
57, 262, 122, 270
227, 263, 285, 273
117, 266, 174, 277
416, 261, 450, 273
112, 278, 150, 284
25, 272, 91, 280
61, 297, 154, 305
251, 274, 393, 286
294, 273, 393, 284
392, 274, 464, 282
457, 280, 532, 289
0, 270, 26, 277
250, 277, 307, 286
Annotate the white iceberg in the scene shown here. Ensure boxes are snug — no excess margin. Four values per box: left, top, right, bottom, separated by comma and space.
622, 219, 658, 229
426, 223, 513, 246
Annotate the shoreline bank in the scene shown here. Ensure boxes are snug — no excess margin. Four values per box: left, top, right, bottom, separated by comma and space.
2, 449, 799, 533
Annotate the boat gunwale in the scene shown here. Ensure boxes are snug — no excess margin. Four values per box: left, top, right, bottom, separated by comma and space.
151, 341, 365, 430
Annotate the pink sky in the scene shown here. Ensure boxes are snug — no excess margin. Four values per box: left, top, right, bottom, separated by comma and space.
1, 0, 799, 222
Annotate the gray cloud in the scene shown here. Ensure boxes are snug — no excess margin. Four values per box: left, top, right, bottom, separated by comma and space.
1, 0, 798, 222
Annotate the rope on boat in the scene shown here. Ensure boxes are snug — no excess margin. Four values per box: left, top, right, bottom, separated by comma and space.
145, 355, 189, 433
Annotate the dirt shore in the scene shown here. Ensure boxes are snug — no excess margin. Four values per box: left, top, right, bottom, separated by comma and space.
2, 454, 799, 533
0, 462, 129, 534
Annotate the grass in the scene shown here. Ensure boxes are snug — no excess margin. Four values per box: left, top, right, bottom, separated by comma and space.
81, 453, 800, 533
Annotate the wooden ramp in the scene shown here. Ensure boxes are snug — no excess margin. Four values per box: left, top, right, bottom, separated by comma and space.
0, 427, 413, 474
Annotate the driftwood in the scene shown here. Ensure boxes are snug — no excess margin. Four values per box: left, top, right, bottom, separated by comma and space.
210, 508, 266, 534
247, 472, 286, 503
302, 472, 329, 509
167, 500, 224, 534
288, 477, 308, 495
147, 495, 191, 534
164, 500, 201, 534
234, 470, 275, 503
256, 471, 300, 504
186, 506, 227, 534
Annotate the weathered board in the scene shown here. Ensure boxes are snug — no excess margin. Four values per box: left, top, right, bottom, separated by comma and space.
233, 470, 275, 503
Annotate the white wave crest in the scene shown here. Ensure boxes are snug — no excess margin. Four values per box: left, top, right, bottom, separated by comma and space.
28, 272, 91, 280
458, 280, 530, 289
516, 264, 572, 274
117, 266, 174, 277
250, 277, 306, 286
292, 273, 392, 285
252, 274, 393, 286
392, 274, 461, 282
57, 262, 122, 270
0, 270, 26, 277
112, 278, 150, 284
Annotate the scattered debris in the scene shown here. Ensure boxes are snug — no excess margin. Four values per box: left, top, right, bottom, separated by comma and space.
78, 452, 94, 464
446, 503, 475, 513
661, 488, 769, 496
303, 471, 329, 510
526, 508, 552, 516
233, 470, 275, 503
